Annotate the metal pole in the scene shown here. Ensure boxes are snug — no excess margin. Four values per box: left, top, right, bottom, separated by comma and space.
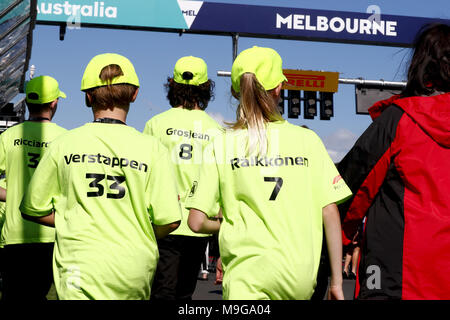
59, 23, 66, 41
29, 65, 36, 79
217, 71, 231, 77
217, 71, 407, 88
338, 78, 406, 88
232, 33, 239, 62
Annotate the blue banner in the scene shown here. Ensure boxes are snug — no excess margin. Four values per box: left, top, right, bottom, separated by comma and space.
36, 1, 449, 47
191, 3, 448, 47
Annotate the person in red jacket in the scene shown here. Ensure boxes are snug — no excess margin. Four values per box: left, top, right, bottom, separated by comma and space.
337, 23, 450, 300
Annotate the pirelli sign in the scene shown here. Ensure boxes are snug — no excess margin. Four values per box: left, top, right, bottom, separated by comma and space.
282, 70, 339, 92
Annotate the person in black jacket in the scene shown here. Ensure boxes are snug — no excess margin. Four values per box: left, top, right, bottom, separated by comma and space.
337, 23, 450, 300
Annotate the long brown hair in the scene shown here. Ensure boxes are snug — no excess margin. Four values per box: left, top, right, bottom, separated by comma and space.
228, 72, 283, 156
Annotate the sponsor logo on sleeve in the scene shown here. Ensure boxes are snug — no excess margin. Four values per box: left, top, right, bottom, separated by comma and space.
333, 174, 345, 190
333, 175, 342, 184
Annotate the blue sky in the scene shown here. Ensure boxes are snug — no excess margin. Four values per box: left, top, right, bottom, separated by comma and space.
26, 0, 450, 162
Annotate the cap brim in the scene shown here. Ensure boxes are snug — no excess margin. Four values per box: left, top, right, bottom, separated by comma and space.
59, 91, 67, 99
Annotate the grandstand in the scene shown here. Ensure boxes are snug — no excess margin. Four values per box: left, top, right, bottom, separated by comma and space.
0, 0, 36, 133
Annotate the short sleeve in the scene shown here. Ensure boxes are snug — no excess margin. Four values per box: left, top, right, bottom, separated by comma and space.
0, 134, 6, 174
147, 144, 182, 225
20, 146, 59, 216
185, 142, 221, 218
313, 133, 352, 208
0, 178, 5, 231
142, 119, 154, 136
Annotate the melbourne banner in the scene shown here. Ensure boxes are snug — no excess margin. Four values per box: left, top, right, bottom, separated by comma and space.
36, 0, 449, 47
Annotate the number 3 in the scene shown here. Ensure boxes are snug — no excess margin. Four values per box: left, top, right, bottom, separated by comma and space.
86, 173, 126, 199
27, 152, 40, 168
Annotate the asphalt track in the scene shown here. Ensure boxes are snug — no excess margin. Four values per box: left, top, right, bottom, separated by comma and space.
0, 268, 356, 300
192, 275, 356, 300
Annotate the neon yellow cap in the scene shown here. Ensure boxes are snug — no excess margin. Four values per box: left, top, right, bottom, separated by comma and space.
25, 75, 66, 104
231, 46, 287, 93
173, 56, 208, 86
81, 53, 140, 91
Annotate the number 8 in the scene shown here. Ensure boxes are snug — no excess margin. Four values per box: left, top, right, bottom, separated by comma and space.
179, 143, 193, 160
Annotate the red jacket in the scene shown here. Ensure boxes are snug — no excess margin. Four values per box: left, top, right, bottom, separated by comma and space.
338, 92, 450, 299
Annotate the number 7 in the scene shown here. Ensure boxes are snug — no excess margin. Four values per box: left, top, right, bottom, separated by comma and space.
264, 177, 283, 201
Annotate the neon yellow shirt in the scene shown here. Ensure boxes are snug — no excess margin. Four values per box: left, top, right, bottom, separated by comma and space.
20, 123, 182, 300
186, 120, 352, 300
0, 121, 67, 246
0, 178, 6, 248
143, 108, 222, 237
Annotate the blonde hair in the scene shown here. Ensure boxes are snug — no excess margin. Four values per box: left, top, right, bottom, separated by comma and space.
229, 73, 283, 156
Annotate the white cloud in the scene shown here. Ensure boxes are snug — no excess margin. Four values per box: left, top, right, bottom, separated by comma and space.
323, 128, 358, 163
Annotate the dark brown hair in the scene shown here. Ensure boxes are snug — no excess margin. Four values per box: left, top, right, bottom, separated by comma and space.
165, 77, 214, 110
403, 23, 450, 97
85, 64, 138, 109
